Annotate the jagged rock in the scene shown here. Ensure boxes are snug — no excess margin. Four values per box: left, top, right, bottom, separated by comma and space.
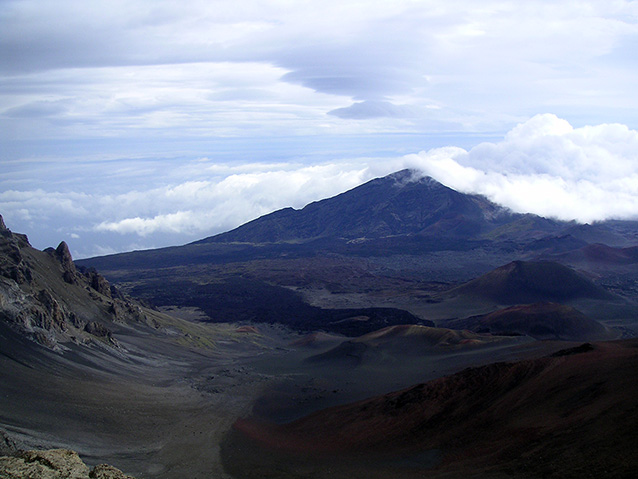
33, 331, 58, 349
109, 284, 125, 301
89, 464, 135, 479
108, 301, 124, 321
0, 228, 31, 284
3, 262, 31, 285
12, 232, 31, 248
0, 429, 20, 456
0, 214, 6, 230
69, 312, 86, 330
0, 449, 88, 478
0, 216, 162, 352
85, 270, 112, 299
35, 289, 67, 331
84, 321, 111, 338
0, 449, 135, 479
55, 241, 77, 283
62, 270, 76, 284
109, 300, 147, 324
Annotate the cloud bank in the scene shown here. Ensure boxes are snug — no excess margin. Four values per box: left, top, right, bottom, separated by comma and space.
3, 115, 638, 258
92, 166, 370, 237
407, 114, 638, 223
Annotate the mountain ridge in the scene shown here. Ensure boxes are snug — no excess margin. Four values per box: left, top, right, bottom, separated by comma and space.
196, 169, 519, 244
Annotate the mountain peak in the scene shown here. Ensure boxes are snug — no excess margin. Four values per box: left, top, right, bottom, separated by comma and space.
373, 169, 449, 193
201, 170, 512, 244
386, 168, 425, 183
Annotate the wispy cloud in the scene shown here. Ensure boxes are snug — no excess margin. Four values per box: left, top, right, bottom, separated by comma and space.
2, 0, 638, 140
329, 101, 419, 119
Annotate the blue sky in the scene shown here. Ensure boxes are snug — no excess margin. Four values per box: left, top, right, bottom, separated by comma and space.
2, 0, 638, 258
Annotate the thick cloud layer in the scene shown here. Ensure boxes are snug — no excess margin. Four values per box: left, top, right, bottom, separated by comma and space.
407, 114, 638, 222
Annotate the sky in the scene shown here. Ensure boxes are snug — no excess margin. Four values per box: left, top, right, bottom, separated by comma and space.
2, 0, 638, 258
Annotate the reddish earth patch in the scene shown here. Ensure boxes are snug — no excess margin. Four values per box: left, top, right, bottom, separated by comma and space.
235, 326, 259, 334
451, 260, 615, 304
290, 332, 341, 347
226, 339, 638, 478
461, 302, 611, 341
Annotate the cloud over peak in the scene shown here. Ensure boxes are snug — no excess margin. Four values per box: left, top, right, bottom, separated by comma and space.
408, 114, 638, 223
3, 114, 638, 257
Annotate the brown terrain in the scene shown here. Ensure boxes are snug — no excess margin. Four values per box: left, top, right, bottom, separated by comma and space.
225, 339, 638, 479
445, 302, 614, 341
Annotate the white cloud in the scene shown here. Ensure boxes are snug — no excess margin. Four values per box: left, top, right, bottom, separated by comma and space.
96, 211, 198, 236
89, 164, 372, 238
406, 114, 638, 223
0, 62, 349, 140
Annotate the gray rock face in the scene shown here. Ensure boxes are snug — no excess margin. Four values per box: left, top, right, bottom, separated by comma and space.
0, 429, 21, 457
35, 289, 68, 331
0, 449, 135, 479
0, 221, 31, 285
0, 216, 152, 350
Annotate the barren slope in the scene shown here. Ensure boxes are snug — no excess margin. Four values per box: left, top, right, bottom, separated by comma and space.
225, 339, 638, 479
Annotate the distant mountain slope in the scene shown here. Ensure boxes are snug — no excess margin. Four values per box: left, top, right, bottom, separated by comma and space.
197, 169, 520, 244
447, 302, 612, 341
307, 324, 510, 366
449, 260, 615, 305
556, 243, 638, 267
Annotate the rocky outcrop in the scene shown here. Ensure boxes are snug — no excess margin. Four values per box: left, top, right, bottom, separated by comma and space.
108, 300, 147, 324
84, 269, 112, 298
0, 216, 156, 350
0, 429, 22, 457
84, 321, 111, 338
55, 241, 77, 284
0, 449, 135, 479
0, 220, 32, 285
34, 289, 68, 331
90, 463, 136, 479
